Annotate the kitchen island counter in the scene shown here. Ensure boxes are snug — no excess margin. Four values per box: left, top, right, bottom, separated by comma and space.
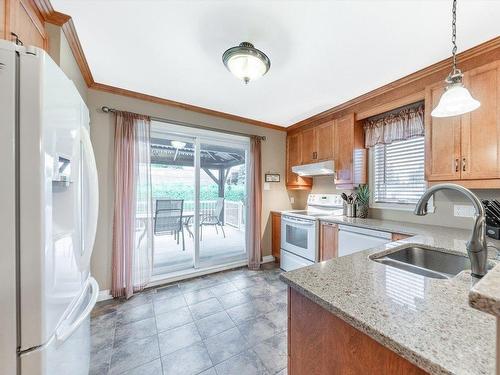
281, 218, 499, 375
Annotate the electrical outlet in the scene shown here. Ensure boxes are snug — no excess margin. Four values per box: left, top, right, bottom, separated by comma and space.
454, 204, 475, 218
290, 197, 295, 204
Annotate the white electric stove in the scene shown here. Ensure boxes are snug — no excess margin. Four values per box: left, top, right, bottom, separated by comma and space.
280, 194, 344, 271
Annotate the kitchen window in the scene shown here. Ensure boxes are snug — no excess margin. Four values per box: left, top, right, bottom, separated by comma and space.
371, 136, 427, 207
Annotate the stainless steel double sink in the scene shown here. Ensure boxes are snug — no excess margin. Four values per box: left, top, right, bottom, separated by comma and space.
371, 245, 473, 279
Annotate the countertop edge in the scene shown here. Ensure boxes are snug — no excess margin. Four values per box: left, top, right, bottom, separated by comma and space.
281, 275, 452, 375
469, 264, 500, 317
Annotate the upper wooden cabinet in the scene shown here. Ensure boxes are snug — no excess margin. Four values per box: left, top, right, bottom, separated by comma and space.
426, 60, 500, 186
1, 0, 47, 50
300, 120, 335, 164
334, 113, 367, 188
285, 114, 366, 190
316, 121, 335, 161
301, 127, 317, 164
461, 61, 500, 180
286, 132, 312, 190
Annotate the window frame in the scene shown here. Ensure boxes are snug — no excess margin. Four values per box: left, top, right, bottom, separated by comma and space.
368, 137, 433, 212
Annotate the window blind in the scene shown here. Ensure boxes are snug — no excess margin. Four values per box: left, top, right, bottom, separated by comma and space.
373, 136, 426, 205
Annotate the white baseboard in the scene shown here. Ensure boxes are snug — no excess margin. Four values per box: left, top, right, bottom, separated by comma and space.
262, 255, 275, 263
97, 289, 112, 302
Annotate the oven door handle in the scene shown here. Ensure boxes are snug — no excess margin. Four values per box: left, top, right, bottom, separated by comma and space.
282, 216, 316, 225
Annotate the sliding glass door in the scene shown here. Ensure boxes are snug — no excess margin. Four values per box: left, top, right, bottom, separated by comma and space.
150, 122, 249, 278
198, 139, 249, 268
150, 132, 196, 276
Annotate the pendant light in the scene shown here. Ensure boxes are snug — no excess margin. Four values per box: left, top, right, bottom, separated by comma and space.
431, 0, 480, 118
222, 42, 271, 84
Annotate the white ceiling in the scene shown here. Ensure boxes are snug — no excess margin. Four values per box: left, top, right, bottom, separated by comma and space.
52, 0, 500, 127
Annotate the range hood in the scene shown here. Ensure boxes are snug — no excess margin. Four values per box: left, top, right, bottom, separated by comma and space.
292, 160, 335, 177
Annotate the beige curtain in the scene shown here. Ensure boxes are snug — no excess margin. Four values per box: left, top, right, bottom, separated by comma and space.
112, 111, 153, 298
364, 103, 424, 148
248, 137, 262, 270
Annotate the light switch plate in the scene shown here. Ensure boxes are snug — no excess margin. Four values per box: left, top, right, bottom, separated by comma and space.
290, 197, 295, 204
454, 204, 475, 218
263, 182, 270, 191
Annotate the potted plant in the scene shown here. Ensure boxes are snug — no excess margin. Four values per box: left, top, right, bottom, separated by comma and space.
356, 184, 370, 218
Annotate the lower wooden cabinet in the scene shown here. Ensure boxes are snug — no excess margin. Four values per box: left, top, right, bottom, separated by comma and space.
271, 211, 281, 262
319, 221, 338, 261
288, 288, 428, 375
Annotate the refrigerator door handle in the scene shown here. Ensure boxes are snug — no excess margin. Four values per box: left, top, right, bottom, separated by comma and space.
55, 277, 99, 343
80, 127, 99, 269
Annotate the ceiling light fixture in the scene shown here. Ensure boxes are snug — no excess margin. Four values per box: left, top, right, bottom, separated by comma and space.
431, 0, 480, 118
222, 42, 270, 84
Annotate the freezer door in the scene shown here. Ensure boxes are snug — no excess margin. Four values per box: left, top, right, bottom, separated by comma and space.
20, 277, 98, 375
19, 48, 92, 351
0, 42, 19, 375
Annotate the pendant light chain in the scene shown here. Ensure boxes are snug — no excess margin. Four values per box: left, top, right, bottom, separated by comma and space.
451, 0, 458, 73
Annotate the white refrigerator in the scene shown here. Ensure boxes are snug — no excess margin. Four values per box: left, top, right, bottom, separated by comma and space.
0, 40, 99, 374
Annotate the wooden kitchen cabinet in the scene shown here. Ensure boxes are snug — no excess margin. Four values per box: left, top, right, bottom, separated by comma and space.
286, 132, 312, 190
425, 60, 500, 187
424, 83, 462, 181
288, 288, 428, 375
1, 0, 47, 50
271, 211, 281, 262
300, 120, 335, 164
319, 221, 338, 261
461, 61, 500, 180
300, 127, 316, 164
285, 114, 365, 190
334, 113, 367, 188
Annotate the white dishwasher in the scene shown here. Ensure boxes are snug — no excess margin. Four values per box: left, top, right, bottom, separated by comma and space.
337, 225, 392, 257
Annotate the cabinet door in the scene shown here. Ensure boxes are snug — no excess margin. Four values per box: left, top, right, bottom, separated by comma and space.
334, 114, 354, 184
271, 212, 281, 261
460, 61, 500, 180
301, 127, 316, 164
8, 0, 47, 49
319, 222, 338, 261
316, 120, 335, 161
286, 133, 312, 189
425, 82, 462, 181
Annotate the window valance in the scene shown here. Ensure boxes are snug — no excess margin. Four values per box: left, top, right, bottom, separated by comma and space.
363, 103, 424, 148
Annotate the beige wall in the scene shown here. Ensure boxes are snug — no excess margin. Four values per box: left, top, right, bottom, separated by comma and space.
87, 89, 292, 290
45, 23, 88, 103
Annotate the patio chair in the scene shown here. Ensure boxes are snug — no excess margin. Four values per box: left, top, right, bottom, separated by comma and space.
200, 197, 225, 240
154, 199, 185, 251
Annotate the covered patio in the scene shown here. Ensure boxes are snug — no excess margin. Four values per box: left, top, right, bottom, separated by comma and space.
150, 137, 247, 276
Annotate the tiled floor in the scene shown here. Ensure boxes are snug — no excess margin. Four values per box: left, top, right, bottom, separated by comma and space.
90, 263, 287, 375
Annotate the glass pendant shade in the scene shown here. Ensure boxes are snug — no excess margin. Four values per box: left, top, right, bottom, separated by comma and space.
223, 42, 270, 84
431, 84, 480, 117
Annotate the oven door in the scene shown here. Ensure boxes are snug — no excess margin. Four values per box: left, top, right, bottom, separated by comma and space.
280, 215, 318, 261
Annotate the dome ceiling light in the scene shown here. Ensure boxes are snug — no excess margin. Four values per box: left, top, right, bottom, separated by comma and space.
222, 42, 271, 84
431, 0, 480, 118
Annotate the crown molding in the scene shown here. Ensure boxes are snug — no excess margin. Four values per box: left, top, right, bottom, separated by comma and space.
287, 36, 500, 132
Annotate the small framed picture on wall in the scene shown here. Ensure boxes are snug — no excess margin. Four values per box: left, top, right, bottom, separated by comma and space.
265, 173, 280, 183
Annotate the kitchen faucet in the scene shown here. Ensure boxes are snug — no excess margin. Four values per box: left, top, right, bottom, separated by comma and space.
414, 183, 488, 277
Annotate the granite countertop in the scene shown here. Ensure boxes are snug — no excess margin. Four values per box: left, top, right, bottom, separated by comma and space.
280, 216, 500, 375
470, 264, 500, 317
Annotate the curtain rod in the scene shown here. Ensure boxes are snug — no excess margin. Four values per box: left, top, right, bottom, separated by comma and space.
100, 106, 266, 141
